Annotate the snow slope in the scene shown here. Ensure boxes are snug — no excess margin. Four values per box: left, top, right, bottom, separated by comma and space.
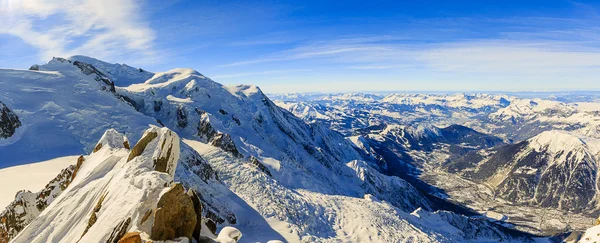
0, 156, 78, 209
0, 58, 157, 168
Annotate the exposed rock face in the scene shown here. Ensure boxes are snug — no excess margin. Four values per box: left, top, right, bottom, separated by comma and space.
177, 106, 188, 128
151, 183, 197, 241
0, 101, 21, 139
127, 128, 180, 178
448, 130, 599, 212
187, 189, 203, 241
127, 131, 158, 162
210, 133, 242, 158
72, 60, 116, 93
153, 130, 180, 176
195, 110, 242, 158
107, 218, 133, 243
9, 127, 195, 242
81, 192, 108, 238
249, 156, 271, 176
196, 110, 218, 141
205, 218, 217, 235
116, 232, 141, 243
0, 155, 84, 243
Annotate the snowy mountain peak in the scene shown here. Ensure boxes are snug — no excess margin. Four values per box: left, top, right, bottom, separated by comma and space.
528, 130, 587, 154
67, 55, 154, 86
404, 124, 443, 140
94, 128, 130, 152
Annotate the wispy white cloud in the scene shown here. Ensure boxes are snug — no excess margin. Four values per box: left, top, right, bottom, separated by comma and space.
211, 69, 310, 79
0, 0, 156, 63
418, 39, 600, 74
216, 21, 600, 78
218, 36, 411, 68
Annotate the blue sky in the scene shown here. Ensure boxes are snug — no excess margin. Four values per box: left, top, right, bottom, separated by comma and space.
1, 0, 600, 93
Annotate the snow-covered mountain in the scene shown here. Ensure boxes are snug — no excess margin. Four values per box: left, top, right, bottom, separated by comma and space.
350, 123, 504, 179
445, 130, 600, 212
0, 56, 537, 242
0, 57, 155, 167
273, 92, 600, 142
273, 92, 600, 236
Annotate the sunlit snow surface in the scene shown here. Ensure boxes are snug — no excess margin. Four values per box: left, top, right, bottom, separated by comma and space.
0, 155, 78, 209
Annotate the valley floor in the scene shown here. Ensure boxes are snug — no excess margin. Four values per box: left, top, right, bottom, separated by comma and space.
419, 167, 596, 236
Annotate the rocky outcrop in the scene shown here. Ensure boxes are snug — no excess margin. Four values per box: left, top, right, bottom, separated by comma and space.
81, 192, 108, 238
0, 101, 21, 139
196, 109, 218, 142
187, 189, 203, 241
72, 60, 116, 93
0, 155, 85, 243
116, 232, 141, 243
249, 156, 271, 176
107, 218, 132, 243
127, 131, 158, 161
151, 183, 197, 241
210, 133, 242, 158
196, 110, 242, 158
153, 130, 180, 176
177, 106, 188, 128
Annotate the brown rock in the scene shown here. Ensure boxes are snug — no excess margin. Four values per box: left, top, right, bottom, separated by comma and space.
151, 183, 197, 241
93, 143, 103, 153
140, 209, 152, 225
117, 232, 141, 243
71, 155, 85, 181
106, 218, 132, 243
123, 140, 131, 150
153, 131, 175, 174
127, 131, 158, 162
81, 192, 108, 238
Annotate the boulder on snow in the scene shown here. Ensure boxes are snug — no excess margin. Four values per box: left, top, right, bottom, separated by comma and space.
151, 183, 197, 241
